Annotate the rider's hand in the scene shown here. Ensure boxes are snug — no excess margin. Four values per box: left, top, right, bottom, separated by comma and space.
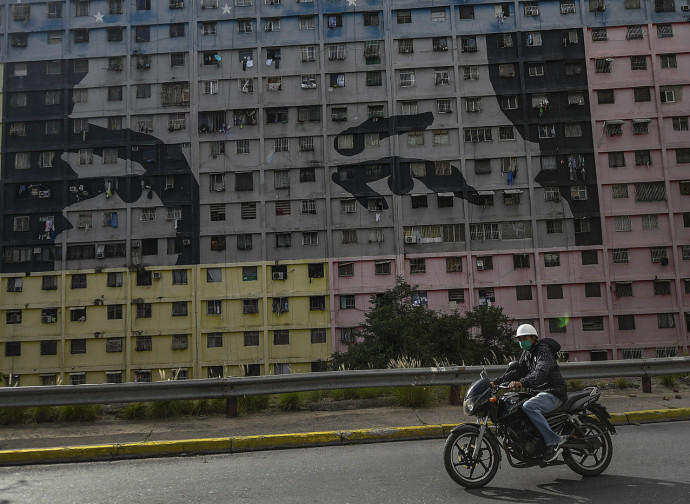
509, 381, 522, 390
490, 381, 495, 387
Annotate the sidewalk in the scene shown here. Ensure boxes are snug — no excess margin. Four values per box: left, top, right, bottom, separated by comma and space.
1, 383, 688, 466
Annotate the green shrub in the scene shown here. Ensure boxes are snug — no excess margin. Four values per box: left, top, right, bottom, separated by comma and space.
329, 388, 361, 401
146, 401, 185, 419
0, 407, 26, 425
306, 390, 325, 402
121, 402, 148, 420
59, 404, 102, 422
615, 377, 638, 389
567, 379, 584, 391
391, 386, 432, 408
357, 387, 387, 399
660, 374, 680, 389
192, 399, 226, 416
32, 406, 60, 423
238, 395, 270, 414
278, 392, 304, 412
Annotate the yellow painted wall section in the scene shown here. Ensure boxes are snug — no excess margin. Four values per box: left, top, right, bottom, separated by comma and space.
1, 261, 331, 384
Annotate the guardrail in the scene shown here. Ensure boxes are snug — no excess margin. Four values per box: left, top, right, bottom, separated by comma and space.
1, 357, 689, 415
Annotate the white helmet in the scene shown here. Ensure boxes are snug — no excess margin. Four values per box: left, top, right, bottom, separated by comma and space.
515, 323, 538, 339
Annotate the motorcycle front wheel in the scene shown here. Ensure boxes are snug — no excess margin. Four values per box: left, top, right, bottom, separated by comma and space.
443, 425, 500, 488
565, 417, 613, 477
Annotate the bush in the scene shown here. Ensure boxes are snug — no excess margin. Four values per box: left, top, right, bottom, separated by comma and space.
32, 406, 60, 423
278, 392, 304, 412
59, 404, 102, 422
146, 401, 185, 419
121, 402, 148, 420
306, 390, 326, 402
567, 379, 584, 391
238, 395, 270, 414
0, 407, 26, 425
390, 386, 432, 408
192, 399, 226, 416
615, 377, 638, 389
329, 388, 361, 401
660, 374, 680, 389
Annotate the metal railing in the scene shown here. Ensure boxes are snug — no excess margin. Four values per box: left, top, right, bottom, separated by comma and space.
1, 357, 688, 411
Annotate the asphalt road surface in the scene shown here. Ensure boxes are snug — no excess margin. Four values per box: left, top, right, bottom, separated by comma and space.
1, 422, 688, 504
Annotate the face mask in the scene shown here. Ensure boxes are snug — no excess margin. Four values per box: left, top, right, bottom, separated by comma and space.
519, 339, 532, 351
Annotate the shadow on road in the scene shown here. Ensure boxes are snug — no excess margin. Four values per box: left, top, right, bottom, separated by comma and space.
465, 475, 690, 503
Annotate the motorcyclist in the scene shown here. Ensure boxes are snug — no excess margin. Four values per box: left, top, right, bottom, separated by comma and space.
492, 324, 568, 462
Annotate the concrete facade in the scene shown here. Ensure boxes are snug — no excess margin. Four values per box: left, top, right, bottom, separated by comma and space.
1, 0, 689, 385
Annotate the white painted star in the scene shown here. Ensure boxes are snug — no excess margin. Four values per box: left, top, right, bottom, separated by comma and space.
346, 0, 356, 6
222, 4, 232, 14
94, 11, 104, 22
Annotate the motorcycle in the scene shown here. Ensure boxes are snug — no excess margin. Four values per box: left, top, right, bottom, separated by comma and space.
443, 364, 616, 488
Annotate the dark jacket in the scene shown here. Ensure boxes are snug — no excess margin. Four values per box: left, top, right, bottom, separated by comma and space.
494, 339, 568, 402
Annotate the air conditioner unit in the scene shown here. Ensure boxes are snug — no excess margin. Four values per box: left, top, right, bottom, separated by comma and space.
404, 235, 417, 244
182, 239, 191, 245
41, 315, 53, 323
682, 4, 690, 11
96, 250, 105, 259
131, 240, 141, 248
272, 272, 285, 280
477, 259, 485, 271
93, 299, 103, 306
152, 272, 161, 279
69, 186, 78, 193
132, 298, 144, 304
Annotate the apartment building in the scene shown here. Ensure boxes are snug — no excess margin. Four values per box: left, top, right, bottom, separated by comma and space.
1, 0, 688, 385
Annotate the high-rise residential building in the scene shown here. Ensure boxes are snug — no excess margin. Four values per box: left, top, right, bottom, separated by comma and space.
1, 0, 688, 386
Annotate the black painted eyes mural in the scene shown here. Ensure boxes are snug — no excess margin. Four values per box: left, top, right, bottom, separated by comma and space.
3, 62, 200, 269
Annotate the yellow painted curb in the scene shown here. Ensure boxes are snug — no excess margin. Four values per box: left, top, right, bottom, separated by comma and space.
341, 425, 443, 443
608, 413, 628, 425
0, 438, 233, 465
231, 431, 341, 452
625, 408, 690, 424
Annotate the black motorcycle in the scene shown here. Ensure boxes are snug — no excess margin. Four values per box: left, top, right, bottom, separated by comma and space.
443, 365, 616, 488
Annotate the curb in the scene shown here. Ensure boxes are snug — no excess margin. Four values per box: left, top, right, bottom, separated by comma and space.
1, 408, 689, 467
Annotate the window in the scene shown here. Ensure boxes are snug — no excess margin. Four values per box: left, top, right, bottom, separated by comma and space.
635, 150, 651, 165
651, 247, 668, 264
597, 89, 615, 105
410, 258, 426, 274
71, 274, 87, 289
311, 329, 327, 344
585, 283, 601, 297
397, 10, 411, 23
339, 295, 355, 310
241, 266, 257, 282
527, 63, 544, 77
594, 58, 612, 73
6, 310, 22, 325
655, 0, 676, 12
238, 19, 253, 33
624, 0, 640, 8
582, 316, 604, 331
635, 87, 651, 102
560, 0, 576, 14
524, 1, 540, 15
364, 12, 379, 26
626, 25, 644, 40
635, 182, 666, 202
615, 282, 633, 297
546, 220, 563, 234
619, 316, 636, 331
525, 32, 542, 46
516, 285, 533, 301
464, 66, 479, 80
654, 280, 671, 295
657, 313, 675, 329
433, 37, 448, 51
631, 56, 647, 71
582, 250, 598, 265
408, 131, 424, 146
672, 117, 688, 131
411, 195, 428, 208
299, 16, 314, 30
338, 262, 354, 277
544, 253, 560, 267
341, 230, 357, 245
170, 23, 185, 37
610, 184, 627, 198
236, 172, 253, 191
70, 339, 87, 354
461, 36, 478, 53
678, 150, 690, 164
615, 216, 633, 232
591, 27, 607, 41
434, 7, 449, 20
273, 330, 289, 345
612, 248, 630, 264
547, 284, 564, 299
243, 332, 258, 347
399, 71, 415, 87
633, 121, 650, 135
107, 272, 123, 287
657, 24, 673, 38
608, 152, 625, 168
661, 54, 677, 69
207, 300, 222, 315
399, 39, 414, 54
565, 124, 582, 137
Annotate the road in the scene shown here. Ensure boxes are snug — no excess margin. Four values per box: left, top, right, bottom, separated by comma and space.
1, 422, 689, 504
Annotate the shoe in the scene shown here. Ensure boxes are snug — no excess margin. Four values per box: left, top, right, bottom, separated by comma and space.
543, 437, 566, 463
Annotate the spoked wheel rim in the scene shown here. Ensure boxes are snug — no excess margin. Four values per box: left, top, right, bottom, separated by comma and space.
448, 432, 497, 483
566, 419, 612, 474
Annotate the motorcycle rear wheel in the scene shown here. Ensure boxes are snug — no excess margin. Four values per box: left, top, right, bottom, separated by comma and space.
565, 417, 613, 477
443, 425, 500, 488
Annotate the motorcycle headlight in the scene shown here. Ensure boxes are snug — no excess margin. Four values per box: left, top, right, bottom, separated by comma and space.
463, 397, 476, 416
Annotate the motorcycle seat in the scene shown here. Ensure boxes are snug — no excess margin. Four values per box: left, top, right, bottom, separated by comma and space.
551, 389, 595, 413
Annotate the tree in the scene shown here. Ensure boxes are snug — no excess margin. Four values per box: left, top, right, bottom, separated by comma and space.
331, 278, 518, 369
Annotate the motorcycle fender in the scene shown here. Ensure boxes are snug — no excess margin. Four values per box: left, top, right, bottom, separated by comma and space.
589, 404, 617, 434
